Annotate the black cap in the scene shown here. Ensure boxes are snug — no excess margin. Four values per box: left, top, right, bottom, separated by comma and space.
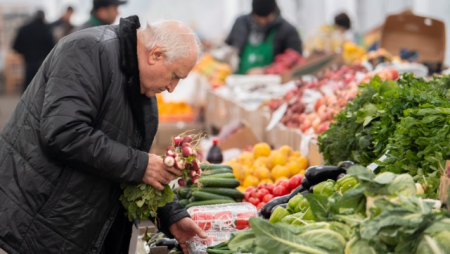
93, 0, 127, 10
252, 0, 277, 17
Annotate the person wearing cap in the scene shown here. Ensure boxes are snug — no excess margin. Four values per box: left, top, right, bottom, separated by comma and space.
0, 16, 206, 254
225, 0, 302, 74
77, 0, 127, 30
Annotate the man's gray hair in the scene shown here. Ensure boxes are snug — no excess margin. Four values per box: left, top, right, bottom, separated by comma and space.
140, 20, 203, 63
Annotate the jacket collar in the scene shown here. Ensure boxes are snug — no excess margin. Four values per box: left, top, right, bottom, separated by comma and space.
118, 16, 146, 149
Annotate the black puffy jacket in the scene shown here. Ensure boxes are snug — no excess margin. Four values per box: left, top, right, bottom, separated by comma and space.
0, 16, 188, 254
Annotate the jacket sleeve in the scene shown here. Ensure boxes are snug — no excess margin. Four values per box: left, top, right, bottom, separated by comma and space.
39, 36, 147, 184
154, 198, 190, 238
284, 22, 303, 55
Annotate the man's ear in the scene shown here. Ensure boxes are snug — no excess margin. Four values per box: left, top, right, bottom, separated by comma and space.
148, 46, 163, 64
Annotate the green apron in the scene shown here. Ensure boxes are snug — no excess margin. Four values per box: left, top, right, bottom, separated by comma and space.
238, 28, 277, 74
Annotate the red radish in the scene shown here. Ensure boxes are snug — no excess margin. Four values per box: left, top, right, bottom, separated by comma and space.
166, 146, 173, 152
182, 142, 190, 148
191, 175, 200, 184
192, 159, 200, 171
178, 178, 186, 186
189, 170, 197, 178
163, 156, 175, 167
175, 158, 185, 170
166, 150, 175, 157
182, 135, 192, 144
195, 168, 202, 176
173, 136, 183, 146
182, 146, 193, 157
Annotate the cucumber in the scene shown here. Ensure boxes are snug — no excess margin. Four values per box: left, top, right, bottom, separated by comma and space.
177, 187, 191, 199
200, 173, 236, 179
178, 199, 189, 207
206, 249, 233, 254
191, 187, 244, 199
185, 199, 236, 209
199, 178, 240, 188
201, 167, 233, 175
200, 164, 232, 171
192, 191, 234, 201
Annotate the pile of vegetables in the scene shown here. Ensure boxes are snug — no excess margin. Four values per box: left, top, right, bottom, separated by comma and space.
120, 132, 205, 221
207, 165, 450, 254
319, 74, 450, 198
175, 164, 243, 209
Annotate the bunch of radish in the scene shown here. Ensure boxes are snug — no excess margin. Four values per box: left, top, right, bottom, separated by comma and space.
163, 132, 204, 186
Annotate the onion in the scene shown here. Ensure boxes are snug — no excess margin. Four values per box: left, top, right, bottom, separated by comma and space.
163, 156, 175, 167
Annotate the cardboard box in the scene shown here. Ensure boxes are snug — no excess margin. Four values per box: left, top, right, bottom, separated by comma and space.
308, 140, 324, 166
218, 124, 259, 150
439, 160, 450, 208
380, 11, 446, 66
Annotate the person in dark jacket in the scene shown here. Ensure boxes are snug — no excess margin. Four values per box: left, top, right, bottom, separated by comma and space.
12, 10, 55, 92
0, 16, 205, 254
225, 0, 302, 74
77, 0, 127, 31
50, 6, 75, 42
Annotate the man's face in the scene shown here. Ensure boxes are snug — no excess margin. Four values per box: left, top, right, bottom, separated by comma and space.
102, 5, 119, 24
253, 13, 276, 26
139, 46, 196, 98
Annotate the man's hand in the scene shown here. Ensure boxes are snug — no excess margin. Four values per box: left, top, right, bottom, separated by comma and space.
169, 217, 207, 254
142, 153, 182, 190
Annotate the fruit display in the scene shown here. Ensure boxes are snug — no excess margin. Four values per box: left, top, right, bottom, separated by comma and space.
268, 65, 399, 136
193, 53, 232, 88
225, 143, 308, 191
156, 94, 195, 122
175, 164, 244, 209
264, 49, 306, 75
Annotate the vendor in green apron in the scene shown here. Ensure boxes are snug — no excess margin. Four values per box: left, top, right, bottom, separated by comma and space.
225, 0, 303, 74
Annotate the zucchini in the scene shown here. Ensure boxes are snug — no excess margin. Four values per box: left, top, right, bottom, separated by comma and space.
185, 199, 236, 209
192, 187, 244, 199
178, 199, 189, 207
201, 167, 233, 175
177, 187, 191, 199
199, 178, 240, 188
192, 191, 234, 201
200, 164, 232, 171
206, 249, 233, 254
200, 173, 236, 179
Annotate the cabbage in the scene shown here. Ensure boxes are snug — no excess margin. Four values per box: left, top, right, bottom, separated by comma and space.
416, 219, 450, 254
387, 174, 416, 197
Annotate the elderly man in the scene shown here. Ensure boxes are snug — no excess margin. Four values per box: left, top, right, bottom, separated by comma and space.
0, 16, 205, 254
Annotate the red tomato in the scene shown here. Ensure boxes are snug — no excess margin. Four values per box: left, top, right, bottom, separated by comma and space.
262, 193, 274, 203
248, 197, 260, 206
277, 180, 290, 191
192, 212, 213, 231
272, 185, 288, 197
214, 211, 233, 227
264, 183, 275, 193
235, 212, 255, 230
244, 191, 251, 201
249, 189, 260, 199
256, 188, 270, 201
288, 174, 304, 191
245, 186, 256, 193
256, 202, 266, 211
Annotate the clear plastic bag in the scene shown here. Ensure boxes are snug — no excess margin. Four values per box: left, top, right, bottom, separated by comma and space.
187, 230, 236, 254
